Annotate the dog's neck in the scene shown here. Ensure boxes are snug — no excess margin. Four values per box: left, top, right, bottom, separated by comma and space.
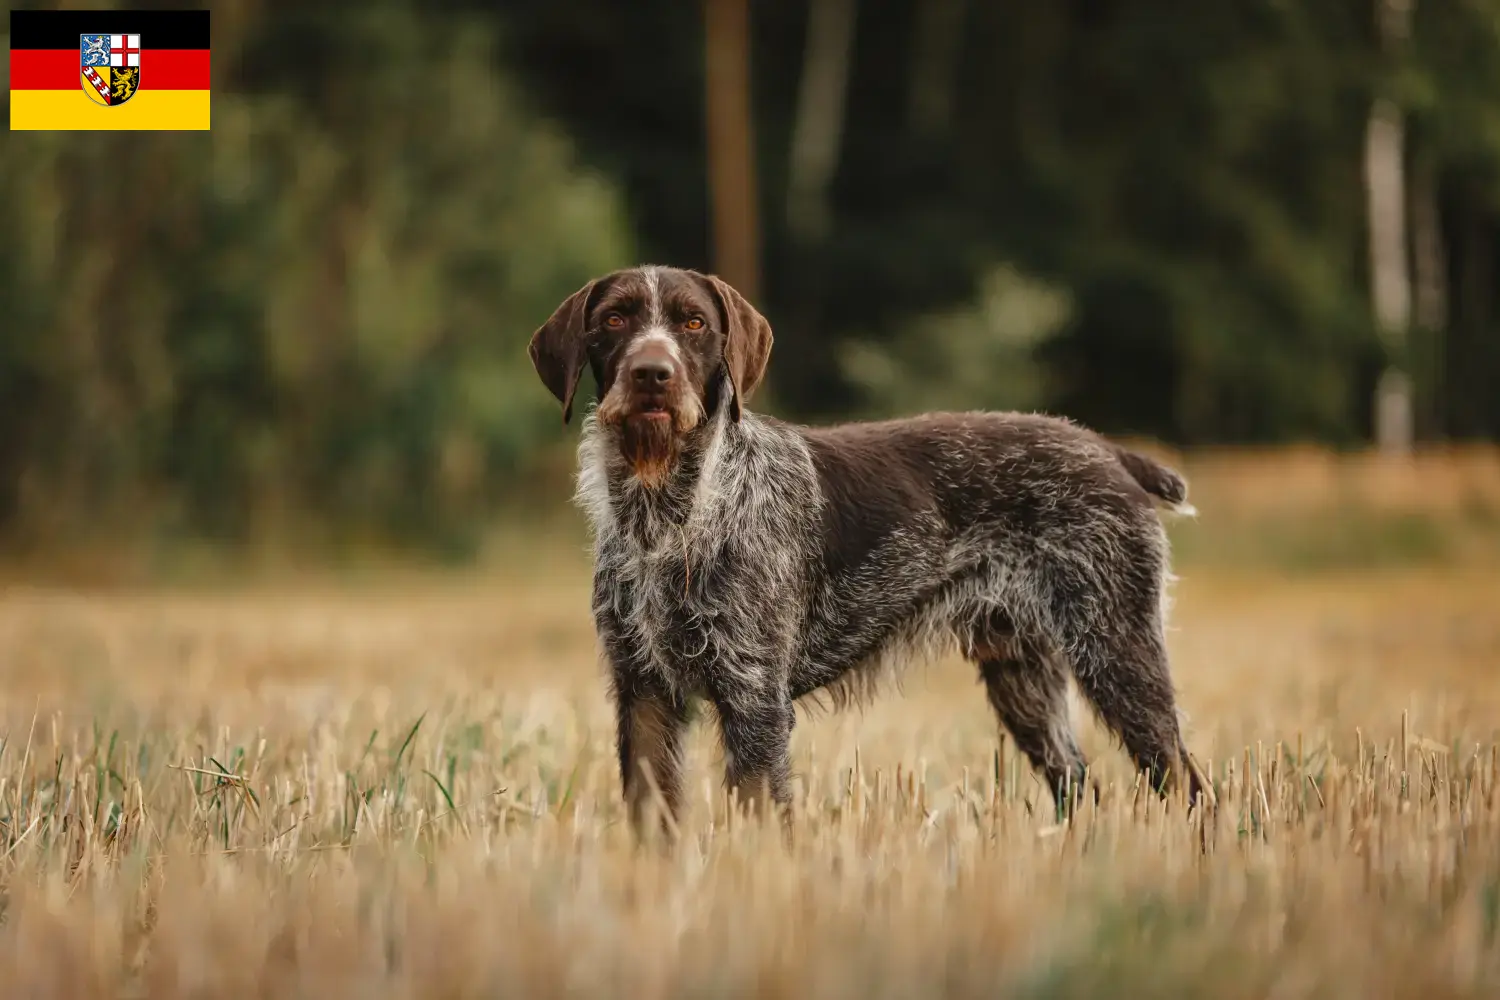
575, 390, 741, 546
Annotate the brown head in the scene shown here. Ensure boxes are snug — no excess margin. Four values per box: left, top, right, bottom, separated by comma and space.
527, 266, 773, 485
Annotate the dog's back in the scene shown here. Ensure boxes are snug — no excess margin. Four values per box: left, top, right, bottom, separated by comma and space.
786, 411, 1186, 694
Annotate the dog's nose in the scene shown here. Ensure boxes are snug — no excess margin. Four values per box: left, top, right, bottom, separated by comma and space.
631, 358, 675, 386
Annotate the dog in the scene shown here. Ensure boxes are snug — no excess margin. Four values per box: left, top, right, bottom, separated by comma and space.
527, 265, 1211, 833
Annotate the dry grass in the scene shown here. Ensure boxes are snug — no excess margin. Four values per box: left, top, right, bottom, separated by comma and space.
1, 451, 1499, 998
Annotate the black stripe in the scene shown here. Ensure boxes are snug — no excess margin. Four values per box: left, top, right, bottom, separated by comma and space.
9, 9, 210, 50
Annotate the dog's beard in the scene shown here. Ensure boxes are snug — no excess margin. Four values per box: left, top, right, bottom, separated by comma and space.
618, 415, 681, 488
597, 383, 703, 489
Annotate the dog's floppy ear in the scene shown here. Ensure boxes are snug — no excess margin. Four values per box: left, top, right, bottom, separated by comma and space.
528, 278, 601, 424
697, 273, 773, 422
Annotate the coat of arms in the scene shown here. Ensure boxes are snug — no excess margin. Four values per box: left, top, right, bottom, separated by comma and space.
80, 34, 140, 107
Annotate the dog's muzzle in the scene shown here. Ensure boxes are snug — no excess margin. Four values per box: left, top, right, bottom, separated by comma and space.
627, 342, 678, 420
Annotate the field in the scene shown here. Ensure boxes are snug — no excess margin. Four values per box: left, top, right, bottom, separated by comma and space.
1, 449, 1500, 998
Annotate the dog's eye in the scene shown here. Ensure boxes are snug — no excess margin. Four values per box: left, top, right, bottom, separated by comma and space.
684, 316, 705, 332
603, 313, 625, 330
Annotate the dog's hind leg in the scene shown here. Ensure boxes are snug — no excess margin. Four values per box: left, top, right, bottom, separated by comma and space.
970, 617, 1092, 818
1049, 562, 1210, 809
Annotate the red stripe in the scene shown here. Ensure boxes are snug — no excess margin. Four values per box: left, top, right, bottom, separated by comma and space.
9, 49, 210, 91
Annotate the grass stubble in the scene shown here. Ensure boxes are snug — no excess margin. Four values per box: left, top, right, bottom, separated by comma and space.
1, 456, 1500, 998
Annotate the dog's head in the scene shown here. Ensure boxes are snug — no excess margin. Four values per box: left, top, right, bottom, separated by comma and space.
527, 266, 773, 484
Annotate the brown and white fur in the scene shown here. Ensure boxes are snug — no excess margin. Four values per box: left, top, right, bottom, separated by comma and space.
528, 265, 1211, 833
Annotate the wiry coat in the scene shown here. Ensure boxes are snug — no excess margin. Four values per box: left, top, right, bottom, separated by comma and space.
531, 265, 1208, 831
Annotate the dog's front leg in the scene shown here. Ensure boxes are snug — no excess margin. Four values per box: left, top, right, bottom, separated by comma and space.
596, 575, 691, 841
706, 670, 794, 828
613, 671, 690, 840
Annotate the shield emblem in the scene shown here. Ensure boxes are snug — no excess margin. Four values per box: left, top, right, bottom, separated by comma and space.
80, 34, 141, 107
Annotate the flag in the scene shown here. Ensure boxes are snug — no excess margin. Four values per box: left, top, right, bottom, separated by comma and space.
9, 9, 210, 131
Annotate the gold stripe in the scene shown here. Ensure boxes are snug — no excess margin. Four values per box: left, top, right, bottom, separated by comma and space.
10, 89, 210, 131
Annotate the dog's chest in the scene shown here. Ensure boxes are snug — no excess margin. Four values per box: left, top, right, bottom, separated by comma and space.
597, 529, 735, 687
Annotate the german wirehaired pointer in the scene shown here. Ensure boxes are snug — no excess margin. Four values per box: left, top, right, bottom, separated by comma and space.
528, 265, 1210, 831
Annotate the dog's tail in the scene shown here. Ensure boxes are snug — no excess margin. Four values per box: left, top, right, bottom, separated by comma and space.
1110, 444, 1197, 517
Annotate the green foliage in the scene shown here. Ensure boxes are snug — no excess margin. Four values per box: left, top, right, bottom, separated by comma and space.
839, 263, 1071, 418
503, 0, 1500, 444
4, 0, 1500, 553
0, 4, 632, 549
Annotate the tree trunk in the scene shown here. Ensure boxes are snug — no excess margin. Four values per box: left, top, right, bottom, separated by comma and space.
1449, 191, 1493, 438
907, 0, 965, 136
786, 0, 857, 244
1365, 0, 1414, 454
1409, 162, 1447, 439
704, 0, 761, 301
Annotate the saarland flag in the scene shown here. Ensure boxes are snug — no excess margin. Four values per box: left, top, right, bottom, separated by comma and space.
9, 9, 210, 131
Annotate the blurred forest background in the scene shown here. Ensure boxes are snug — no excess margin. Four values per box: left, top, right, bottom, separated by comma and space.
2, 0, 1499, 563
